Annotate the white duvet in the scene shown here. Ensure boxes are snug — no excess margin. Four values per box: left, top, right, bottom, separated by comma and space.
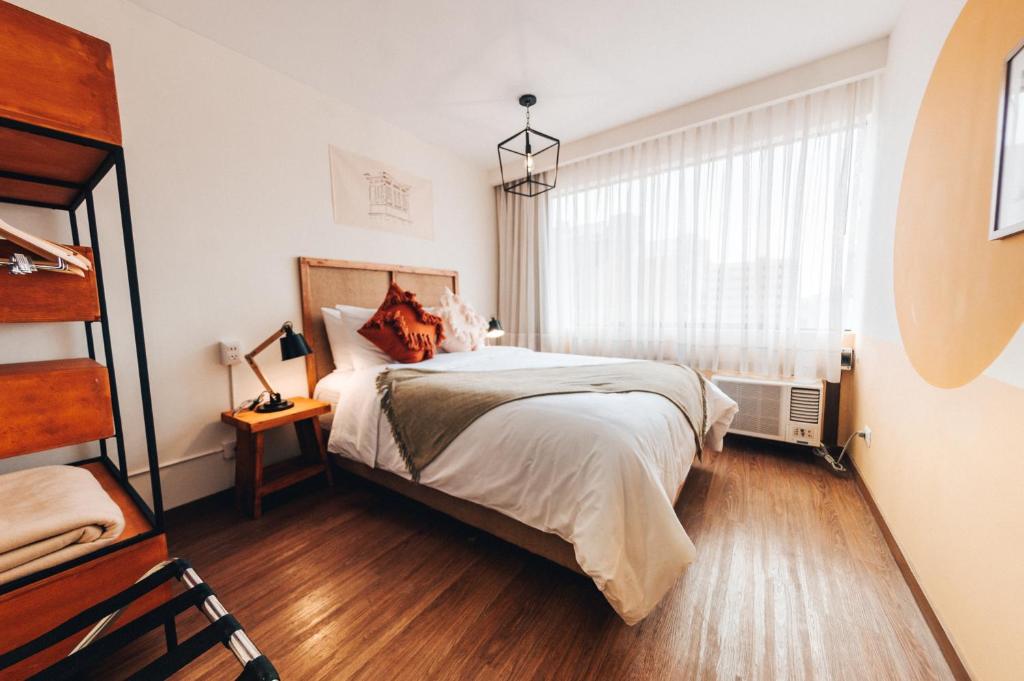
319, 346, 737, 624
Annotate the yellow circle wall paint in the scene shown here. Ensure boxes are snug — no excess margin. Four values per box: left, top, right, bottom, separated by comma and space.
894, 0, 1024, 389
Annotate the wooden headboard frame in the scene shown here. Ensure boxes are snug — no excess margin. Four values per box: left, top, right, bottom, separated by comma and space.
297, 257, 459, 396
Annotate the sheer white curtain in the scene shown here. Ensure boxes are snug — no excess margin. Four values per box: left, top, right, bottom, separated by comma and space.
499, 77, 875, 382
496, 179, 549, 350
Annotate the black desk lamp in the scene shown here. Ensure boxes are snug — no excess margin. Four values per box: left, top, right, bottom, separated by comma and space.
486, 317, 504, 339
244, 321, 312, 413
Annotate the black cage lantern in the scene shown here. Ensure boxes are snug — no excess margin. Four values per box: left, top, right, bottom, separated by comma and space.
498, 94, 560, 197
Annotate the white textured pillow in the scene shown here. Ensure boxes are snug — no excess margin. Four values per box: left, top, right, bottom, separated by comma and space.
436, 288, 487, 352
321, 305, 390, 370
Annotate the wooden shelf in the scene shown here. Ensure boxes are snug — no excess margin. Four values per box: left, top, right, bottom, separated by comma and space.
0, 358, 114, 459
221, 396, 331, 433
0, 241, 100, 322
0, 2, 120, 144
0, 126, 112, 207
81, 461, 153, 542
0, 461, 167, 679
0, 1, 121, 208
261, 457, 328, 496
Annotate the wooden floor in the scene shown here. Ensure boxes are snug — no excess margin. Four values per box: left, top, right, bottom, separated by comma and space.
96, 439, 954, 681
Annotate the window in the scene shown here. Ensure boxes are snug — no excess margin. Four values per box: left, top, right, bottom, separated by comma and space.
517, 77, 875, 381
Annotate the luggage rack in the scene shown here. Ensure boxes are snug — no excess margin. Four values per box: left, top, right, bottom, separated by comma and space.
0, 559, 278, 681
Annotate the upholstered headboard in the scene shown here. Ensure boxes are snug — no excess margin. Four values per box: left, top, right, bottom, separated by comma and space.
297, 257, 459, 395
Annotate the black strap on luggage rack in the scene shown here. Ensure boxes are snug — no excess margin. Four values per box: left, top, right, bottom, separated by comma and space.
0, 558, 278, 681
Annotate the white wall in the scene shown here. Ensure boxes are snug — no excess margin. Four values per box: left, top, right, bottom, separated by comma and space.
0, 0, 497, 509
855, 1, 960, 345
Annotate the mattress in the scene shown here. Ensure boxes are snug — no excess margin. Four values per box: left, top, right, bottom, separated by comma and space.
313, 370, 354, 426
315, 346, 737, 624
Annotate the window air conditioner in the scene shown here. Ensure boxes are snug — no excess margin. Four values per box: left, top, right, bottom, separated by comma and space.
710, 375, 825, 447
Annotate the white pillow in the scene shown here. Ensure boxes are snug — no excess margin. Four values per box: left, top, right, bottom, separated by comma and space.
321, 305, 390, 370
436, 288, 487, 353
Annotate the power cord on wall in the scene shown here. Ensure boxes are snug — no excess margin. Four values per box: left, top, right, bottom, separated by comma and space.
227, 364, 265, 414
814, 430, 868, 473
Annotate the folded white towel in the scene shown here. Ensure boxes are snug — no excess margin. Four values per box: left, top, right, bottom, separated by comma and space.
0, 465, 125, 585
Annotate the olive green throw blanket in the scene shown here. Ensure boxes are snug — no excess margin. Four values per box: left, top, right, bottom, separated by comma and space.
376, 362, 709, 480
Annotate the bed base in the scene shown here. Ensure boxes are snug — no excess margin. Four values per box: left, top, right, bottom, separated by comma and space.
329, 453, 586, 575
329, 448, 692, 578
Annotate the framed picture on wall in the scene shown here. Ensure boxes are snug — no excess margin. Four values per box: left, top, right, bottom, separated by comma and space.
992, 40, 1024, 240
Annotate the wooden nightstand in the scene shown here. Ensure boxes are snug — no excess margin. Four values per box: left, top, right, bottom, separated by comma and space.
221, 397, 334, 518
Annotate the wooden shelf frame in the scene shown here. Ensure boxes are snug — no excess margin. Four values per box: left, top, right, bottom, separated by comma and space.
0, 114, 166, 598
0, 6, 172, 673
0, 115, 120, 212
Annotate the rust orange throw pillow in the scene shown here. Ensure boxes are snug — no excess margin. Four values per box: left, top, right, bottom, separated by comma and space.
358, 282, 445, 363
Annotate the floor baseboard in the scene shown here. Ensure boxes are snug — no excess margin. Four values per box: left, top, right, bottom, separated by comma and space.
164, 488, 234, 528
849, 460, 972, 681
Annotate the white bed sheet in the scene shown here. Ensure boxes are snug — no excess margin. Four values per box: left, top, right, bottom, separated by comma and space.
317, 346, 737, 624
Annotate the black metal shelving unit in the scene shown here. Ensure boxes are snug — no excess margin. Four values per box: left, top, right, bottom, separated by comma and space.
0, 114, 165, 594
0, 112, 280, 681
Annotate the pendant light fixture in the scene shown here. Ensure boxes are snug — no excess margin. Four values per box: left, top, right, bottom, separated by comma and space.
498, 94, 560, 197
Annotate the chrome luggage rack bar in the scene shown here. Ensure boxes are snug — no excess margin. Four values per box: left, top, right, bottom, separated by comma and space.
0, 558, 279, 681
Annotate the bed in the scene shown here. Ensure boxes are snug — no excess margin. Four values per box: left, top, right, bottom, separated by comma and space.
298, 257, 737, 623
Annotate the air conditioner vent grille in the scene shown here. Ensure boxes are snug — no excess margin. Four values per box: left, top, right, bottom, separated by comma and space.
789, 387, 821, 424
717, 380, 782, 436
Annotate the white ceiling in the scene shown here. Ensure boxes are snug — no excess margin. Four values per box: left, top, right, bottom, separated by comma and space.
127, 0, 903, 168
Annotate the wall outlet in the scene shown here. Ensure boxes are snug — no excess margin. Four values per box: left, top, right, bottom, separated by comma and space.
221, 438, 236, 460
219, 341, 242, 366
860, 426, 872, 448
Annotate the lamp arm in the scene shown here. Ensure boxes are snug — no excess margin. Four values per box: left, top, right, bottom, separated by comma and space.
244, 324, 288, 395
245, 355, 274, 395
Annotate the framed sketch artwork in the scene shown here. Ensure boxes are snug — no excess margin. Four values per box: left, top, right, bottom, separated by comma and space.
329, 146, 434, 240
992, 40, 1024, 239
